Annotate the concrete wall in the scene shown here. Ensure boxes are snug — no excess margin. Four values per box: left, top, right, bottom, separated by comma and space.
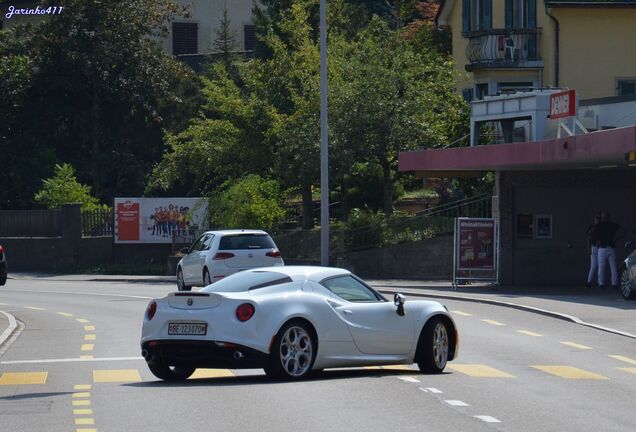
348, 236, 454, 280
498, 169, 636, 286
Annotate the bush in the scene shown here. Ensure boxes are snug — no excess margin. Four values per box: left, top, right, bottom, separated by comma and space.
34, 163, 108, 212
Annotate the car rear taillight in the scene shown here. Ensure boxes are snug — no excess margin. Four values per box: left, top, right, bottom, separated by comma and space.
213, 252, 235, 260
266, 249, 281, 258
146, 301, 157, 321
236, 303, 255, 322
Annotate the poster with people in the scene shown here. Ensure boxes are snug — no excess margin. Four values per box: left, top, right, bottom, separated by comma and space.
114, 198, 208, 243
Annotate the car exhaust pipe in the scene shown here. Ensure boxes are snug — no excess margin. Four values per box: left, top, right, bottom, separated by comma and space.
233, 351, 244, 360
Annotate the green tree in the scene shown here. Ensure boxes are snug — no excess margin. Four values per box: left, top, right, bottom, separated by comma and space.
0, 0, 201, 208
34, 163, 104, 211
210, 175, 286, 230
212, 2, 239, 68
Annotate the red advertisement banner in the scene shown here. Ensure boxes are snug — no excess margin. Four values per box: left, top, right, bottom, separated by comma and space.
457, 219, 495, 271
116, 201, 140, 242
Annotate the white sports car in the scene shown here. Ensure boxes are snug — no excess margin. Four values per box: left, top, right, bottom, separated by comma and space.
141, 266, 459, 380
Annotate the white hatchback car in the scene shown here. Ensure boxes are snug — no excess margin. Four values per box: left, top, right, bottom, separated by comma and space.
176, 230, 284, 291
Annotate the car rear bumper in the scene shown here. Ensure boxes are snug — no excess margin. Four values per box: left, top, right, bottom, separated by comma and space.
141, 340, 269, 369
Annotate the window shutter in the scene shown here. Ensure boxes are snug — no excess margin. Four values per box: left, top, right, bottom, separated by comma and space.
172, 23, 198, 55
462, 0, 470, 33
243, 25, 257, 52
527, 0, 537, 28
505, 0, 513, 29
483, 0, 492, 30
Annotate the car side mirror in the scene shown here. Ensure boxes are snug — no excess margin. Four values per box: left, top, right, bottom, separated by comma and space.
394, 293, 405, 317
180, 247, 190, 255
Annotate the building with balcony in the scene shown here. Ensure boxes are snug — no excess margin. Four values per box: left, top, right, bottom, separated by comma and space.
438, 0, 636, 100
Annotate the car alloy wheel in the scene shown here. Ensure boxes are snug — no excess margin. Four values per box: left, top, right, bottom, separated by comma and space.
265, 321, 316, 380
416, 317, 450, 374
177, 269, 190, 291
203, 269, 211, 286
620, 269, 635, 300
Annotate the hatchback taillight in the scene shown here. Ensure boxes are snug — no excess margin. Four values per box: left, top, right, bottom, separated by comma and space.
266, 249, 281, 258
213, 252, 235, 260
146, 301, 157, 321
236, 303, 255, 322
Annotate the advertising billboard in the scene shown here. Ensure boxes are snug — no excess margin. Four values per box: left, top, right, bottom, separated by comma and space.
455, 218, 496, 271
114, 198, 208, 244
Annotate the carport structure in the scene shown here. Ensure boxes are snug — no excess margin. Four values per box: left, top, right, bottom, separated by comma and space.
399, 125, 636, 285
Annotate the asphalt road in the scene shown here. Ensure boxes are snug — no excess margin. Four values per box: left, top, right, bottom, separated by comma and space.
1, 279, 635, 432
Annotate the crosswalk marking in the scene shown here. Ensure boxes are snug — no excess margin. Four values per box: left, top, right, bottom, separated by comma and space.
532, 365, 607, 380
73, 409, 93, 415
447, 364, 514, 378
75, 418, 95, 425
74, 384, 92, 390
76, 319, 90, 324
517, 330, 543, 337
0, 371, 48, 385
481, 319, 505, 326
72, 400, 91, 407
560, 341, 592, 350
618, 367, 636, 375
73, 392, 91, 398
84, 335, 96, 341
190, 369, 234, 379
81, 344, 94, 352
93, 369, 142, 383
76, 429, 97, 432
84, 325, 95, 331
610, 355, 636, 366
451, 310, 472, 317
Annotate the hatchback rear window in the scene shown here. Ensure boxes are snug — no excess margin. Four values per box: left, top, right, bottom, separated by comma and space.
219, 234, 276, 250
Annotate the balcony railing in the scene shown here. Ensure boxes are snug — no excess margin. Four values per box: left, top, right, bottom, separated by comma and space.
465, 28, 542, 71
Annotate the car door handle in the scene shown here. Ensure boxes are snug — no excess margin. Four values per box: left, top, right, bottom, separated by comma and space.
342, 310, 353, 315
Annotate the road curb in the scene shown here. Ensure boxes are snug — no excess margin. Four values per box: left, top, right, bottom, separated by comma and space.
0, 310, 18, 347
377, 289, 636, 340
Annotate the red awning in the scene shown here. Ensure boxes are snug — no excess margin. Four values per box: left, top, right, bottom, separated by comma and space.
399, 125, 636, 176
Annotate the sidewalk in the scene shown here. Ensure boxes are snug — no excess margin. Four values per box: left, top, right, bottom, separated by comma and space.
2, 274, 635, 343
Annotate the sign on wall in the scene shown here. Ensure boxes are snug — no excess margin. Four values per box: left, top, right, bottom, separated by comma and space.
549, 89, 576, 119
114, 198, 208, 244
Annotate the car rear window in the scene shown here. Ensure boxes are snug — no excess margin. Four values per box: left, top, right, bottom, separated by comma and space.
219, 234, 276, 250
201, 271, 292, 293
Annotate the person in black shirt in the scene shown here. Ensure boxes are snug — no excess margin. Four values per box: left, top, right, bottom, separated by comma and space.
596, 211, 626, 289
586, 214, 600, 289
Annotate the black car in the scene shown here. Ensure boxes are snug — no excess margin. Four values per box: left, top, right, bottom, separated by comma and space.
0, 245, 7, 286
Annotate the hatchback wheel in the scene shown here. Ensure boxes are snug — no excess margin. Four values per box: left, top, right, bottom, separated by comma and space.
203, 268, 212, 286
416, 318, 449, 374
620, 268, 635, 300
147, 359, 195, 381
177, 268, 190, 291
264, 321, 316, 380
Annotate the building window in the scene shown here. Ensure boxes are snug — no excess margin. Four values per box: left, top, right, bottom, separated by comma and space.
497, 81, 534, 94
462, 0, 491, 33
244, 24, 256, 52
172, 22, 198, 56
506, 0, 536, 29
617, 79, 636, 96
475, 83, 489, 100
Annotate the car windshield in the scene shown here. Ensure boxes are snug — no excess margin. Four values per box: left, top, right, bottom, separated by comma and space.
219, 234, 276, 250
201, 270, 291, 293
320, 275, 384, 302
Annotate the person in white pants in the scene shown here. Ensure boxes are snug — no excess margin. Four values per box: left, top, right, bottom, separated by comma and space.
586, 215, 600, 288
596, 211, 625, 289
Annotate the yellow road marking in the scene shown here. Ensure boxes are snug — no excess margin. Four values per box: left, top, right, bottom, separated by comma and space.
80, 355, 94, 360
532, 365, 607, 380
73, 392, 91, 398
0, 372, 48, 385
84, 325, 95, 331
517, 330, 543, 337
84, 334, 96, 341
190, 369, 234, 379
81, 344, 94, 352
73, 409, 93, 415
481, 319, 505, 326
619, 368, 636, 375
381, 365, 414, 371
57, 312, 74, 317
25, 306, 46, 311
76, 429, 97, 432
451, 310, 472, 317
72, 400, 91, 407
560, 341, 592, 350
93, 369, 142, 383
447, 364, 514, 378
74, 418, 95, 425
76, 319, 90, 323
74, 384, 92, 390
610, 355, 636, 366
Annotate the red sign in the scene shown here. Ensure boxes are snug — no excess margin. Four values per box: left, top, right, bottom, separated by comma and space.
457, 219, 495, 271
116, 201, 140, 242
549, 90, 576, 119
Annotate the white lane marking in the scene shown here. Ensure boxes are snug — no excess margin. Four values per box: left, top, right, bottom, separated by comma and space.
397, 376, 420, 383
426, 387, 443, 394
445, 400, 470, 407
475, 415, 501, 423
1, 289, 152, 300
0, 311, 18, 346
418, 387, 428, 392
1, 356, 143, 365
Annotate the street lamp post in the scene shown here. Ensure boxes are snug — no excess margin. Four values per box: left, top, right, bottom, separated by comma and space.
320, 0, 329, 266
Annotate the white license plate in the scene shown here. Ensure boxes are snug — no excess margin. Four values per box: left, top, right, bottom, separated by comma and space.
168, 322, 207, 336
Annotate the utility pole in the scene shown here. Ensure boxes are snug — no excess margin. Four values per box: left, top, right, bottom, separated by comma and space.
320, 0, 329, 266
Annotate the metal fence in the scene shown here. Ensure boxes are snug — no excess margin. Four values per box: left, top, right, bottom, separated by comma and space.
0, 209, 63, 237
81, 209, 113, 237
